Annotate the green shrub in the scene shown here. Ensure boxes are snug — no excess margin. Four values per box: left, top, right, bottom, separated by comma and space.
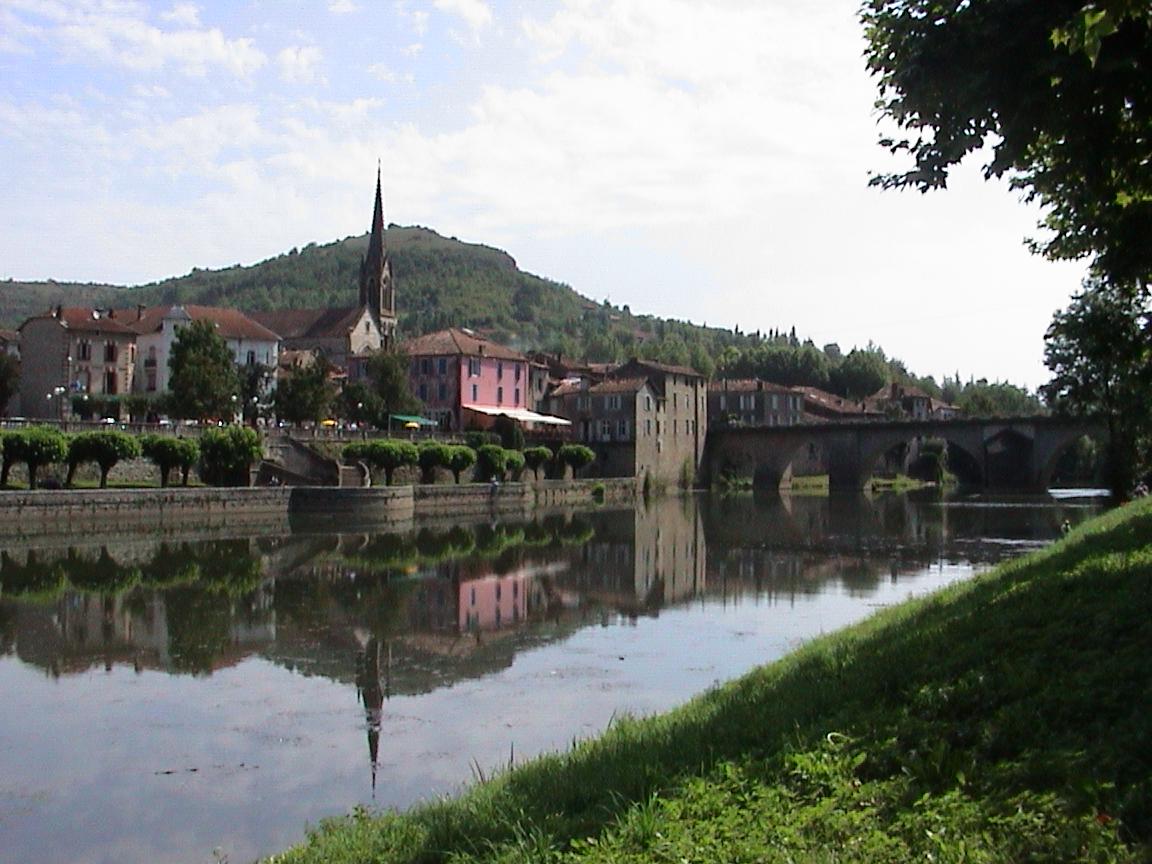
475, 444, 509, 482
199, 426, 262, 487
464, 430, 499, 450
447, 445, 476, 484
558, 443, 596, 478
523, 446, 553, 481
66, 430, 142, 488
142, 435, 200, 487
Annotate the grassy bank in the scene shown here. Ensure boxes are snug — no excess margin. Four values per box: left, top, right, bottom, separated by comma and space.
271, 499, 1152, 864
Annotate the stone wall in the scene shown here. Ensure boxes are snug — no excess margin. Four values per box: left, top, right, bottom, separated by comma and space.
0, 478, 637, 539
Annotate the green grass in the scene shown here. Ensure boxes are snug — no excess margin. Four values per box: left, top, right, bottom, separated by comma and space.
269, 498, 1152, 864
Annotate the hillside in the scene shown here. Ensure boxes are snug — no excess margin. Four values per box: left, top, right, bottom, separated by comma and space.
0, 226, 750, 375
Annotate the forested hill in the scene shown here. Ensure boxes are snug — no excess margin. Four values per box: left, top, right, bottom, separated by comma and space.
0, 225, 1044, 411
0, 225, 749, 375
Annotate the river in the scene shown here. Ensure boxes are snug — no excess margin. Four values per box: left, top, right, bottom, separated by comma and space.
0, 490, 1103, 864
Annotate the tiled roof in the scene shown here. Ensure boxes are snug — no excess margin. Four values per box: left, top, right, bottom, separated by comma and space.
589, 377, 649, 395
611, 358, 704, 380
22, 307, 138, 335
248, 306, 366, 339
403, 327, 526, 361
118, 305, 280, 342
0, 329, 18, 343
796, 386, 877, 415
548, 380, 587, 398
711, 378, 797, 394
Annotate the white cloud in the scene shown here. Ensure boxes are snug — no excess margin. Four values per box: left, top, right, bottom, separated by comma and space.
433, 0, 491, 31
160, 3, 200, 27
368, 63, 413, 84
277, 44, 323, 84
326, 0, 359, 13
4, 0, 266, 76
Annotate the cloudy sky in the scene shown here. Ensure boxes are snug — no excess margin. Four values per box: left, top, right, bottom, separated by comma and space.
0, 0, 1088, 387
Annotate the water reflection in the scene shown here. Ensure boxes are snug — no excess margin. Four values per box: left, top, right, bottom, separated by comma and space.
0, 491, 1102, 864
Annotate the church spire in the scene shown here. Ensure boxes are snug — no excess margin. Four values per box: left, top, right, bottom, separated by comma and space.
359, 162, 395, 331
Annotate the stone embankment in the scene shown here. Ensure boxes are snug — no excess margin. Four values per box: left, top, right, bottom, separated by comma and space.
0, 478, 636, 539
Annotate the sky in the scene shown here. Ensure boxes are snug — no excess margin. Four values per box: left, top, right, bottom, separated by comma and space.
0, 0, 1090, 388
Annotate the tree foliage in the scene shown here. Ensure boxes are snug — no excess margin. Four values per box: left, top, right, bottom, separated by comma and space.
168, 320, 240, 421
558, 444, 596, 478
447, 445, 475, 484
1043, 279, 1152, 496
366, 349, 422, 421
274, 356, 335, 425
345, 439, 419, 486
830, 348, 889, 399
862, 0, 1152, 285
66, 430, 141, 488
474, 444, 508, 483
2, 426, 68, 489
417, 441, 452, 484
0, 353, 18, 416
199, 426, 262, 487
523, 446, 553, 481
141, 435, 200, 487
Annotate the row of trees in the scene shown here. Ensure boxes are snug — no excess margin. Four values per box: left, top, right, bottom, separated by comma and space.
0, 426, 261, 490
343, 440, 595, 486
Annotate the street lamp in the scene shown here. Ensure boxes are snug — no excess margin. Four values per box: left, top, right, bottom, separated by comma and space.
46, 385, 66, 425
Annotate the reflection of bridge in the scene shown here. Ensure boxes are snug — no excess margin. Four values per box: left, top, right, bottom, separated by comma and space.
703, 416, 1103, 492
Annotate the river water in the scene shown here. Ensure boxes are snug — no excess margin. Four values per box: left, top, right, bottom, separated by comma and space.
0, 491, 1103, 864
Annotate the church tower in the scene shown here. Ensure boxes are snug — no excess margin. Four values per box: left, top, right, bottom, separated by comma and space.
359, 165, 397, 349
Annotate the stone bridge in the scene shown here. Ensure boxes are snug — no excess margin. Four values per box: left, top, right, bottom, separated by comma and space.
702, 416, 1104, 492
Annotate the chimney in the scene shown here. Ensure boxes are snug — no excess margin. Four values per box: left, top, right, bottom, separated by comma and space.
137, 304, 145, 320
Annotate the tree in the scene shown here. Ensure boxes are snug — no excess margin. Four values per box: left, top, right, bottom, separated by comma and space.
474, 444, 508, 482
168, 320, 240, 421
862, 1, 1152, 285
523, 446, 553, 481
4, 427, 68, 489
1042, 279, 1151, 497
274, 356, 335, 425
492, 414, 524, 451
0, 353, 18, 416
199, 426, 262, 487
141, 435, 200, 487
831, 348, 889, 399
558, 444, 596, 478
66, 431, 141, 488
504, 449, 526, 481
447, 445, 475, 484
366, 349, 422, 422
417, 441, 452, 484
360, 439, 419, 486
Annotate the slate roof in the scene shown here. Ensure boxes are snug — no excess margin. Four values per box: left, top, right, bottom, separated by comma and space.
403, 327, 526, 362
248, 306, 366, 340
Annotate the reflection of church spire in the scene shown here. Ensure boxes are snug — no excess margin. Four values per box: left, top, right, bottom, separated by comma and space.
355, 634, 390, 795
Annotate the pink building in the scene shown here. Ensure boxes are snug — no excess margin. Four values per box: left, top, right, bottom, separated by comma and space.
404, 327, 569, 433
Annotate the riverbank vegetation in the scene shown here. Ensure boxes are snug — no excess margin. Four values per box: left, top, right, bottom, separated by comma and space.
269, 497, 1152, 864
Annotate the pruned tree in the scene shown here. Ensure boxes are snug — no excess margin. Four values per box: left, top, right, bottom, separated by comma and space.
66, 430, 142, 488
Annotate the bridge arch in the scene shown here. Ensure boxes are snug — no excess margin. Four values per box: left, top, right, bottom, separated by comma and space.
852, 427, 985, 490
1035, 423, 1110, 490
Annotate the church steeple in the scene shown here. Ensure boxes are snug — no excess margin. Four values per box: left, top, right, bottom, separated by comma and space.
359, 163, 396, 344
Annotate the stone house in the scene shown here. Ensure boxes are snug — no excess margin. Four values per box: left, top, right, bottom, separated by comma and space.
869, 382, 960, 420
708, 379, 803, 427
121, 304, 280, 398
545, 358, 707, 486
18, 307, 139, 419
0, 328, 19, 416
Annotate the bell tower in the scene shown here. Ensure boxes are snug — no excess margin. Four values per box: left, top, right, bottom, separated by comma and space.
359, 164, 397, 348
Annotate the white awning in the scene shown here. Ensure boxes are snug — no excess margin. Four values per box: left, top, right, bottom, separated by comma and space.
463, 405, 572, 426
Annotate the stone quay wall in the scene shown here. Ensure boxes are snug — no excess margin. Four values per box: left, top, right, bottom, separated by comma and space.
0, 478, 637, 539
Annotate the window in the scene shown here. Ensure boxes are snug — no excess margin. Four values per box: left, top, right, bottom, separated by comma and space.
514, 387, 520, 405
515, 365, 521, 381
78, 340, 91, 361
438, 382, 448, 401
719, 394, 726, 410
419, 383, 428, 400
497, 361, 503, 380
771, 394, 779, 410
103, 370, 117, 395
606, 394, 621, 410
497, 386, 504, 405
104, 341, 117, 363
618, 419, 629, 439
645, 395, 652, 411
420, 358, 432, 375
471, 384, 479, 401
468, 357, 481, 376
646, 419, 652, 436
438, 357, 448, 375
578, 395, 591, 411
247, 350, 256, 366
365, 321, 371, 333
146, 369, 157, 392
